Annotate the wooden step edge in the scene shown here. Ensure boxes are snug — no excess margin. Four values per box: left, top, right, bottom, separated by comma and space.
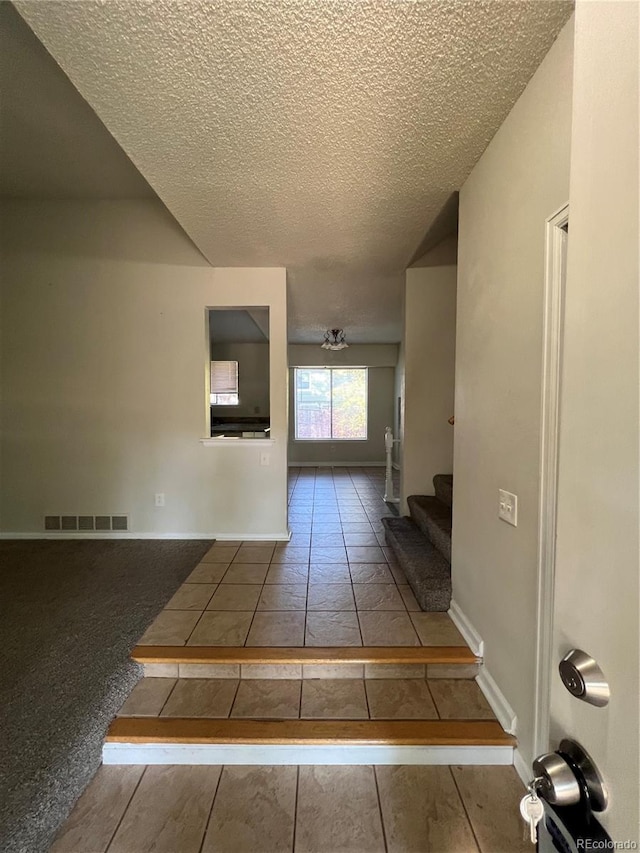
131, 645, 479, 666
107, 717, 515, 746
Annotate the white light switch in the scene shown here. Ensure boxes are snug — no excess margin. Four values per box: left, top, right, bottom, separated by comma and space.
498, 489, 518, 526
260, 453, 270, 466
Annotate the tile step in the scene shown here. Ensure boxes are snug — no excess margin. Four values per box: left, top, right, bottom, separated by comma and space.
133, 645, 479, 667
104, 718, 515, 765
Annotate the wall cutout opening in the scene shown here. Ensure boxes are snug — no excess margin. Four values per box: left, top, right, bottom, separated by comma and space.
208, 308, 270, 438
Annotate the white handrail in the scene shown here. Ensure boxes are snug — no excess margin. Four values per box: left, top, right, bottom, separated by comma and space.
383, 426, 400, 504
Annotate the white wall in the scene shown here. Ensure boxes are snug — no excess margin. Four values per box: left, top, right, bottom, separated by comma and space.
287, 344, 397, 466
453, 18, 574, 766
0, 199, 289, 537
550, 1, 639, 838
401, 265, 457, 511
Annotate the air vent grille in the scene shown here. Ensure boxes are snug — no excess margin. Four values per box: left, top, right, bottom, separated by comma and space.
43, 514, 129, 532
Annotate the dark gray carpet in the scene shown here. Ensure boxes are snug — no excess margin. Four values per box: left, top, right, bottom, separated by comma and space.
0, 539, 212, 853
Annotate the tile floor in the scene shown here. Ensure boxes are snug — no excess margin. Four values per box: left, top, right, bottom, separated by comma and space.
139, 467, 466, 648
51, 763, 531, 853
117, 676, 496, 721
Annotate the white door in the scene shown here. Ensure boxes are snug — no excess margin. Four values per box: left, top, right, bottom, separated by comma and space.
544, 0, 639, 842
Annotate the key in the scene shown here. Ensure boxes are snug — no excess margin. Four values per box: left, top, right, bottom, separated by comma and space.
520, 792, 545, 844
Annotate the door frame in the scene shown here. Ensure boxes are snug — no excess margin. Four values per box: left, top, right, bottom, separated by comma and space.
533, 202, 569, 759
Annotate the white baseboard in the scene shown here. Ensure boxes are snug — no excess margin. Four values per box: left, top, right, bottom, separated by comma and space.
103, 742, 514, 766
448, 600, 484, 657
215, 531, 291, 541
0, 531, 291, 541
513, 747, 531, 786
289, 461, 386, 468
476, 668, 518, 735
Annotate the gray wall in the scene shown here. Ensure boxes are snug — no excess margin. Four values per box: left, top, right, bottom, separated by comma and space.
453, 20, 574, 769
210, 341, 270, 417
401, 264, 457, 511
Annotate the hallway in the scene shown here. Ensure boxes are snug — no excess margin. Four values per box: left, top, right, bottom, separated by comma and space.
48, 466, 530, 851
139, 467, 464, 648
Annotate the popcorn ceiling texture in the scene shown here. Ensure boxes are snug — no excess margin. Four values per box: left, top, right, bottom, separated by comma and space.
16, 1, 572, 342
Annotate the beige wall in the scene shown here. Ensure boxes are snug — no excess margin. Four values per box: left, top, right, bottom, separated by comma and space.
287, 345, 397, 466
453, 18, 574, 766
401, 265, 457, 511
0, 199, 289, 537
550, 1, 639, 838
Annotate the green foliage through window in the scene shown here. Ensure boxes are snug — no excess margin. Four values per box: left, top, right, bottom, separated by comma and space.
294, 368, 367, 440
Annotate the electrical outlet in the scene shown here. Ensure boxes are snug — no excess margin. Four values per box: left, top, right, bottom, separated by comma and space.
155, 493, 165, 507
498, 489, 517, 526
260, 453, 270, 466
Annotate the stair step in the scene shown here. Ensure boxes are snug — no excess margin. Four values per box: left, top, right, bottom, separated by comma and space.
103, 718, 515, 765
382, 517, 451, 611
133, 645, 478, 666
107, 717, 514, 745
433, 474, 453, 508
408, 495, 452, 563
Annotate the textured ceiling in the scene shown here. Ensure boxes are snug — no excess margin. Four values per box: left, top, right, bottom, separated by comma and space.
0, 3, 152, 199
13, 0, 572, 341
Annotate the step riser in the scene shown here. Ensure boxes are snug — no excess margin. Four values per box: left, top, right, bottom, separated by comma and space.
142, 663, 481, 679
103, 742, 513, 766
433, 475, 453, 509
382, 519, 451, 611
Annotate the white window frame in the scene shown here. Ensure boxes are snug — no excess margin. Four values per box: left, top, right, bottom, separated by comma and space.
293, 367, 368, 441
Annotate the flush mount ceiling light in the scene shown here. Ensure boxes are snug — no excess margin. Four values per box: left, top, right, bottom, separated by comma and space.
321, 328, 349, 351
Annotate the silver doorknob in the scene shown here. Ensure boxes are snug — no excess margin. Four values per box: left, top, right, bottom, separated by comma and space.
532, 739, 608, 812
532, 752, 581, 806
558, 649, 610, 707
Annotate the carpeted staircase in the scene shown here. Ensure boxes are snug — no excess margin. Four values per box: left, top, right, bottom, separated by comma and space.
382, 474, 453, 612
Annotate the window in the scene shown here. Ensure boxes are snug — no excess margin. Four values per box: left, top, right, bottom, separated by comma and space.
210, 360, 239, 405
294, 368, 367, 440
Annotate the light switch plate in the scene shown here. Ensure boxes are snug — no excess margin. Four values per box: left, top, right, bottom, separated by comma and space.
260, 453, 270, 466
498, 489, 518, 526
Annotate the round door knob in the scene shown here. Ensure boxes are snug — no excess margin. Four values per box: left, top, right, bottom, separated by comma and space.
532, 752, 581, 806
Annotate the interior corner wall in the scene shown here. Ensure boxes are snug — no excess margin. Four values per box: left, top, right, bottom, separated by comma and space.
400, 265, 457, 512
453, 18, 574, 766
287, 344, 398, 466
0, 199, 288, 537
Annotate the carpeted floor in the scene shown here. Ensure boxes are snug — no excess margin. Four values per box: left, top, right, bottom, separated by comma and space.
0, 539, 212, 853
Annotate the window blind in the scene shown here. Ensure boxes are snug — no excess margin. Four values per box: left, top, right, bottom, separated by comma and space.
210, 361, 239, 394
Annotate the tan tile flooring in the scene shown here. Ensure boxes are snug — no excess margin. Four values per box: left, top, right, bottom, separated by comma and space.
54, 471, 529, 852
138, 539, 466, 647
51, 763, 531, 853
139, 470, 464, 648
117, 676, 496, 721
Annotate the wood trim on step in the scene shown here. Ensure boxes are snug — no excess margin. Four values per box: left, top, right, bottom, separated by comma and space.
131, 645, 479, 665
107, 718, 514, 746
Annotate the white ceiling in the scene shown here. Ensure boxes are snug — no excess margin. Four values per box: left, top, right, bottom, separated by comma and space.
11, 0, 572, 342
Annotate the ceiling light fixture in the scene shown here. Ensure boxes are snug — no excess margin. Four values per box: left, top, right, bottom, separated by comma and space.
321, 328, 349, 351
